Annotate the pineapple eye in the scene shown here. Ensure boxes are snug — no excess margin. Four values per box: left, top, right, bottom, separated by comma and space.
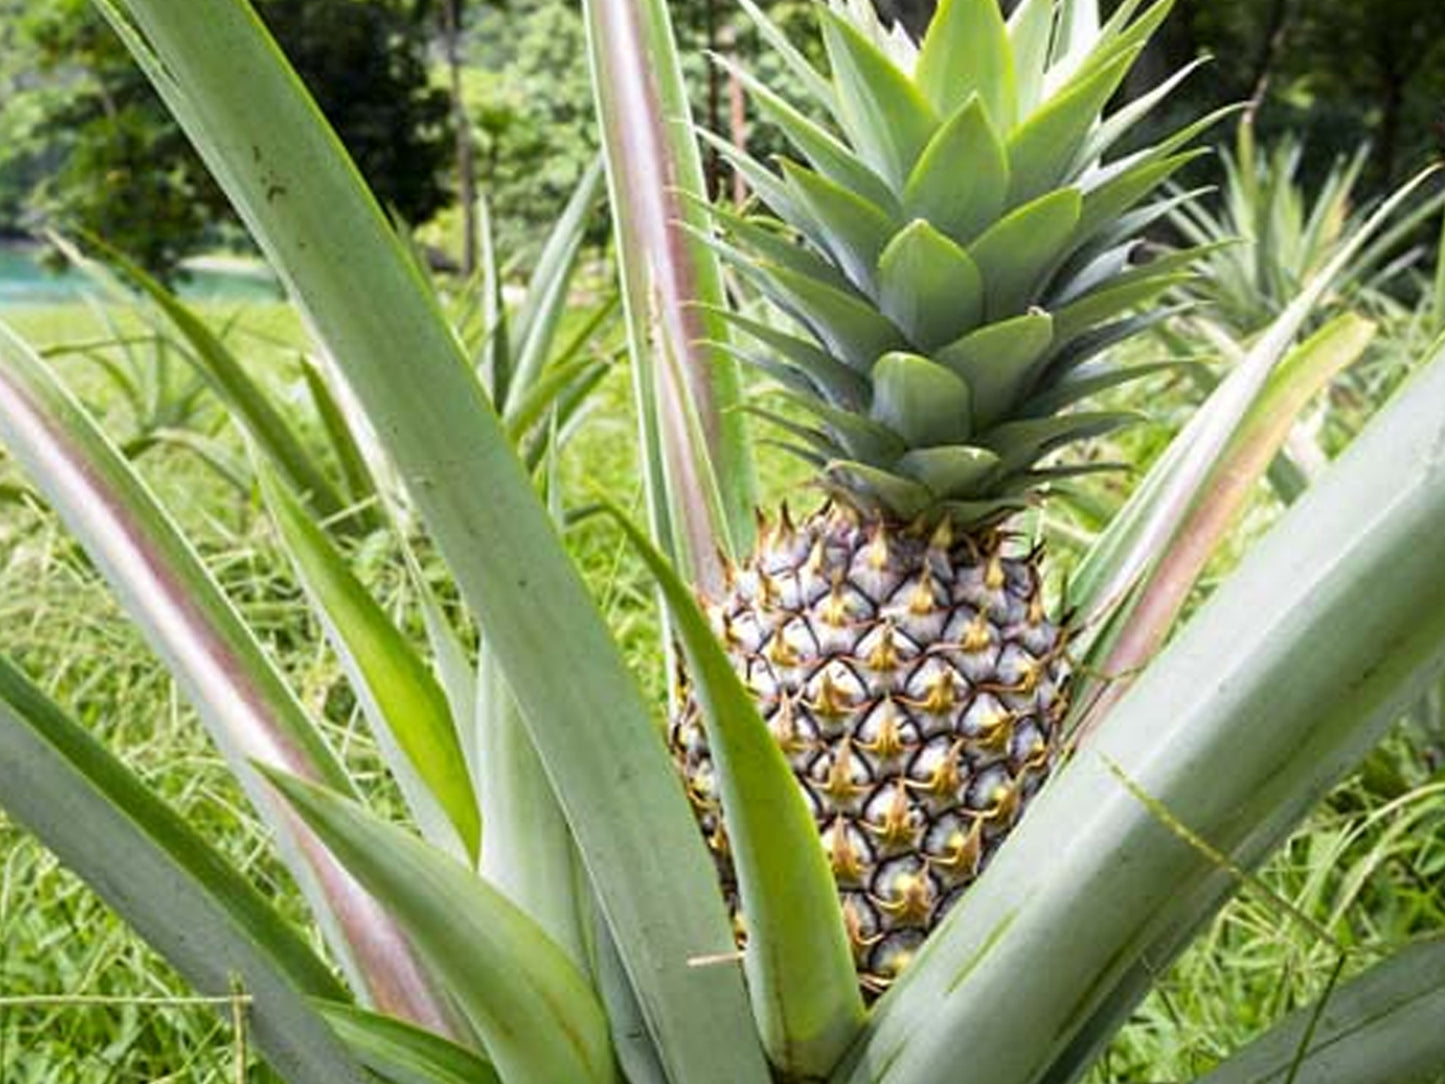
871, 930, 925, 982
966, 765, 1012, 812
822, 818, 875, 886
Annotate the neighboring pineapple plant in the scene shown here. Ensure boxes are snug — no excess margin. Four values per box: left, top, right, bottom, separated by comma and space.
669, 0, 1213, 994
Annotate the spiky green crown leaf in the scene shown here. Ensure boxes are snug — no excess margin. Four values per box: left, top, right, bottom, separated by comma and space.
709, 0, 1221, 529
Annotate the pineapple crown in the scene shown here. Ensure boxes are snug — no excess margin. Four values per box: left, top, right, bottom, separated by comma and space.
703, 0, 1224, 530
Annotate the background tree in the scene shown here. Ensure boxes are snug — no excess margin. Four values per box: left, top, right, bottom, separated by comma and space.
463, 0, 600, 254
1278, 0, 1445, 184
5, 0, 1439, 280
0, 0, 454, 280
434, 0, 480, 275
1166, 0, 1445, 192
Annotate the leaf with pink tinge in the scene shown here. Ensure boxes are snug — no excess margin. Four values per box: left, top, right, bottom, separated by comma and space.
583, 0, 756, 586
259, 463, 480, 863
0, 319, 451, 1035
838, 338, 1445, 1084
92, 2, 767, 1077
1075, 313, 1377, 737
264, 768, 615, 1084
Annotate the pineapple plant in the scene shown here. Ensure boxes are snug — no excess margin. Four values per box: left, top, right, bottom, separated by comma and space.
669, 0, 1215, 994
6, 0, 1445, 1080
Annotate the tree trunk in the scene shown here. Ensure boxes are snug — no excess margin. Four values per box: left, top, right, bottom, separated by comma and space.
703, 0, 725, 198
442, 0, 478, 276
724, 21, 749, 207
1247, 0, 1294, 106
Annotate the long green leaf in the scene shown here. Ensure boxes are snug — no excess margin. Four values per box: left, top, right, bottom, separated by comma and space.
1081, 57, 1208, 166
476, 646, 589, 969
504, 357, 608, 447
1007, 0, 1053, 118
1075, 147, 1214, 251
582, 0, 756, 585
1197, 939, 1445, 1084
706, 306, 870, 409
476, 193, 512, 405
701, 203, 858, 294
95, 2, 768, 1076
935, 311, 1055, 429
1050, 271, 1194, 342
299, 355, 380, 520
396, 536, 478, 779
590, 908, 671, 1084
1050, 0, 1101, 70
820, 7, 940, 191
736, 0, 835, 111
504, 157, 606, 416
0, 655, 367, 1084
259, 464, 480, 861
0, 319, 448, 1030
264, 769, 615, 1084
732, 255, 906, 372
1071, 0, 1169, 85
781, 159, 895, 296
719, 56, 896, 215
1005, 50, 1137, 208
836, 343, 1445, 1084
969, 188, 1083, 319
608, 507, 866, 1077
981, 410, 1136, 474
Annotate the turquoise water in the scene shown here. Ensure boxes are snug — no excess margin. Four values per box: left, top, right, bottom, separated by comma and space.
0, 242, 283, 306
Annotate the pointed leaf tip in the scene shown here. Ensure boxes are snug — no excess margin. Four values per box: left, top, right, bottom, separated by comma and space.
871, 351, 975, 447
259, 466, 480, 862
904, 95, 1010, 246
878, 220, 985, 349
820, 7, 940, 192
916, 0, 1017, 130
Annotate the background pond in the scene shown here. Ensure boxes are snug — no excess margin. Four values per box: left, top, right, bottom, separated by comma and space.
0, 241, 283, 306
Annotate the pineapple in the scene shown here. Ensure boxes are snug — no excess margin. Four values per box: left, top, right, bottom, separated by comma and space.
669, 0, 1212, 995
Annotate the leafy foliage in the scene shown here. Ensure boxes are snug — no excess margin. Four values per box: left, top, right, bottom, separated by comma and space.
0, 0, 453, 280
460, 0, 601, 253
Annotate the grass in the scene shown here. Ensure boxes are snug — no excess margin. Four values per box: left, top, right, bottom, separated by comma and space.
0, 520, 269, 1082
1, 295, 1443, 1081
1091, 757, 1445, 1082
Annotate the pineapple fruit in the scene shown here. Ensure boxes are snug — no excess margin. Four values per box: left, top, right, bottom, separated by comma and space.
669, 0, 1211, 995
